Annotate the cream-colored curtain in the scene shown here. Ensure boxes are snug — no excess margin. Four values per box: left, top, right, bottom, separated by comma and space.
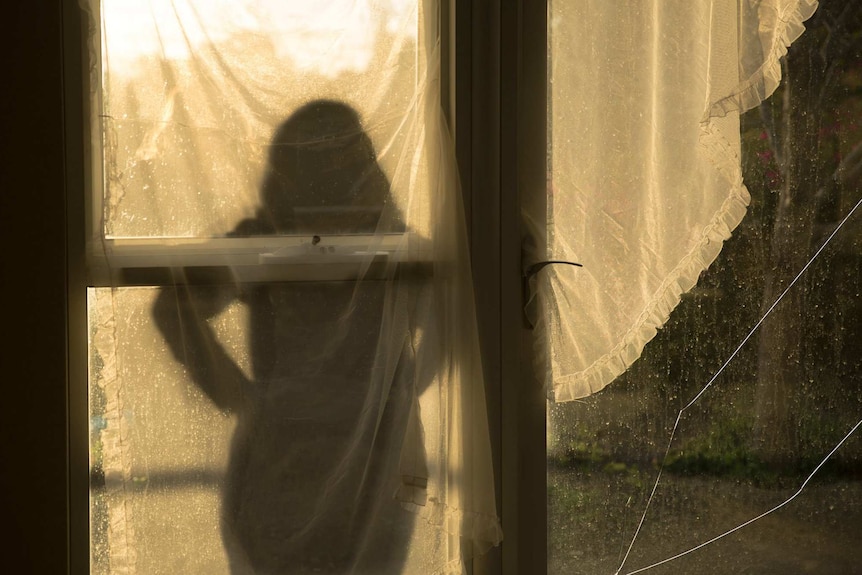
539, 0, 818, 402
83, 1, 501, 573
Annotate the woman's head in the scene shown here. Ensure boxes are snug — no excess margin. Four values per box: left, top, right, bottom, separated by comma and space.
258, 100, 402, 234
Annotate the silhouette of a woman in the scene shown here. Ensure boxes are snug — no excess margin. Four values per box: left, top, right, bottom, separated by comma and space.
153, 100, 416, 574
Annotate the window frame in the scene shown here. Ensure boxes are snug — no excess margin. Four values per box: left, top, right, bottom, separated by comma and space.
49, 2, 862, 574
2, 2, 79, 573
81, 0, 432, 289
56, 1, 552, 574
66, 0, 91, 572
447, 2, 548, 574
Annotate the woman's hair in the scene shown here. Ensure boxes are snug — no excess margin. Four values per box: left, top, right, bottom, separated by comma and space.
234, 100, 403, 235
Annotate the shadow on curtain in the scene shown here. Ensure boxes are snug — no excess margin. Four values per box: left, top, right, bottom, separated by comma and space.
152, 100, 419, 574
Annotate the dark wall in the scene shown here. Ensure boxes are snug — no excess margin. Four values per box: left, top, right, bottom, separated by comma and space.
0, 1, 69, 572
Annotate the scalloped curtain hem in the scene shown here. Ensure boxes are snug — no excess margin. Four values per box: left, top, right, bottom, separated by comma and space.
708, 0, 818, 121
401, 498, 504, 550
552, 181, 750, 402
550, 0, 817, 402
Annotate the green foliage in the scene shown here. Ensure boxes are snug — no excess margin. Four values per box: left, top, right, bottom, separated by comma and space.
665, 414, 862, 486
666, 417, 767, 480
550, 438, 609, 467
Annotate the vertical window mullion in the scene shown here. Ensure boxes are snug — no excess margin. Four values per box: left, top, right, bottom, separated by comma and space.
502, 2, 548, 574
453, 1, 550, 574
64, 1, 91, 573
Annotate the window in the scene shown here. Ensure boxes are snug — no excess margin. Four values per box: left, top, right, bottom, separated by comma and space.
23, 1, 859, 573
543, 2, 862, 574
81, 1, 499, 574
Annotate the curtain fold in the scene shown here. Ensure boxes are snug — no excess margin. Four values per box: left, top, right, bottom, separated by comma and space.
84, 1, 501, 573
539, 0, 818, 402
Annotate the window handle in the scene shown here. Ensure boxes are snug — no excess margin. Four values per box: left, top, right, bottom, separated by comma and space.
522, 260, 583, 329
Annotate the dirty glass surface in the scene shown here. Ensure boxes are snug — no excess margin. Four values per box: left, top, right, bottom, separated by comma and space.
85, 1, 501, 574
547, 2, 862, 574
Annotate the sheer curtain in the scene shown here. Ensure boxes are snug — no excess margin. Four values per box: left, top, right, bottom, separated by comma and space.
83, 1, 501, 573
538, 0, 818, 401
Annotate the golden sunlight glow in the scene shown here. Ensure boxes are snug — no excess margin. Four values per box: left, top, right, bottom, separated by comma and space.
101, 0, 417, 77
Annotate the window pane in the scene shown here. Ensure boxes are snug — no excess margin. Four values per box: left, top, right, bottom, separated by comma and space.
86, 2, 504, 573
88, 282, 453, 574
95, 0, 424, 239
89, 287, 237, 573
547, 4, 862, 574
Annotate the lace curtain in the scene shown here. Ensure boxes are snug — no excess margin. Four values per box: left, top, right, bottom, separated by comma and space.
83, 1, 501, 573
537, 0, 818, 401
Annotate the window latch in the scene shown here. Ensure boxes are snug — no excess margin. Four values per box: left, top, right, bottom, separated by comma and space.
522, 260, 583, 329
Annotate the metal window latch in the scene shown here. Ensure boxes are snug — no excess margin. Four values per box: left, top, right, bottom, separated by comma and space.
524, 260, 583, 280
522, 260, 583, 329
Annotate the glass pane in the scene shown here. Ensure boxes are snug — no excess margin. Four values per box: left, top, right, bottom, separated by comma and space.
89, 287, 238, 574
86, 2, 497, 574
547, 5, 862, 574
95, 0, 424, 239
88, 284, 448, 574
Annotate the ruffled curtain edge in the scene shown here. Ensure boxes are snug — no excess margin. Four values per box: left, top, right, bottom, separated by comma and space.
708, 0, 819, 121
549, 0, 818, 402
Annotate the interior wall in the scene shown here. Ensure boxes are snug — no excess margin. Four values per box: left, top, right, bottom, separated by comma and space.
0, 1, 69, 572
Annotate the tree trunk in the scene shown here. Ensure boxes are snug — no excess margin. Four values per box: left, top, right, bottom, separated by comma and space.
753, 36, 824, 467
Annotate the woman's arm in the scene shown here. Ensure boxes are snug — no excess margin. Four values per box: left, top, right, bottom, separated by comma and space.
152, 280, 252, 413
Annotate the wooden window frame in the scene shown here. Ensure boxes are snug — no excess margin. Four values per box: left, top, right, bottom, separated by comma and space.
3, 1, 551, 573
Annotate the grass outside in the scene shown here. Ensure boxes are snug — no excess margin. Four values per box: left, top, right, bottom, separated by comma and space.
547, 386, 862, 575
549, 466, 862, 575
